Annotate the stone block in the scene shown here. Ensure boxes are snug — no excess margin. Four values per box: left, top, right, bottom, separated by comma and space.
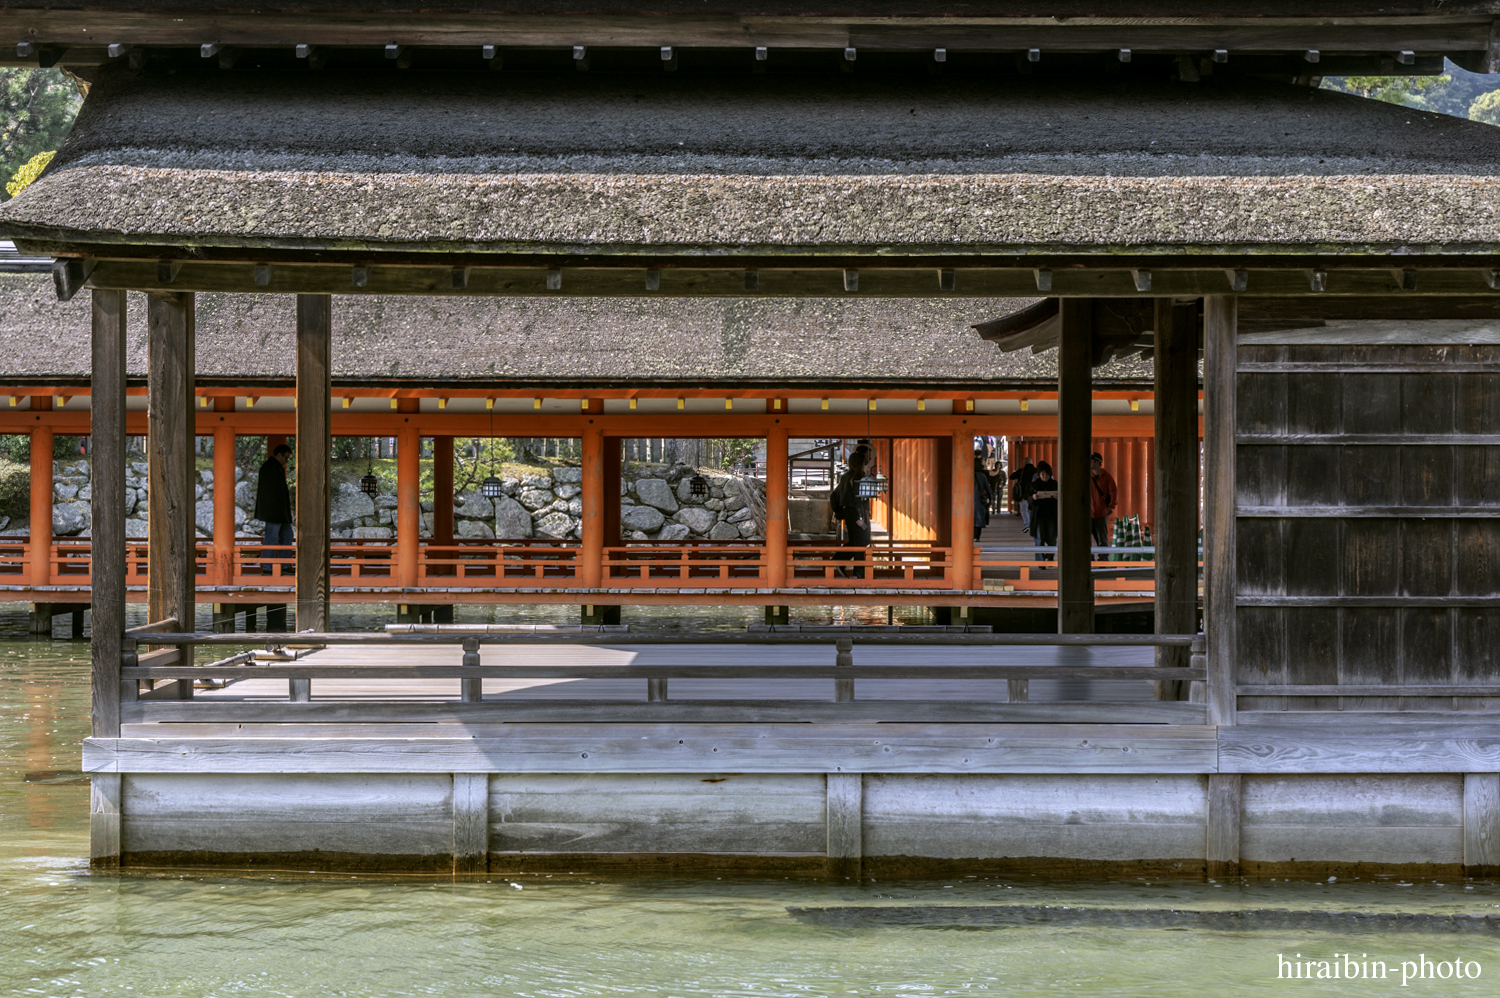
195, 499, 215, 535
52, 501, 90, 536
727, 507, 755, 524
235, 480, 254, 508
738, 521, 761, 539
353, 525, 394, 539
636, 478, 679, 512
656, 523, 692, 542
455, 493, 494, 519
555, 484, 581, 499
53, 483, 78, 502
375, 495, 399, 510
457, 519, 495, 540
568, 498, 583, 517
552, 467, 583, 484
331, 482, 376, 523
494, 496, 533, 538
621, 505, 665, 532
125, 518, 149, 538
673, 506, 716, 535
521, 474, 551, 489
708, 522, 741, 541
534, 511, 574, 539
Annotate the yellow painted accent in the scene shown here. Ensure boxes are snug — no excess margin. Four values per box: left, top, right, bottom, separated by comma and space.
342, 397, 351, 408
725, 399, 733, 409
531, 398, 540, 409
629, 398, 637, 409
438, 398, 448, 409
868, 399, 876, 411
1130, 398, 1140, 411
917, 399, 926, 411
1019, 399, 1029, 411
677, 398, 685, 410
820, 399, 829, 410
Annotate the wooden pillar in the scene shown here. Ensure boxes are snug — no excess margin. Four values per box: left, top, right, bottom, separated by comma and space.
1134, 439, 1150, 527
1203, 296, 1237, 727
432, 436, 454, 545
147, 292, 197, 645
296, 294, 332, 648
396, 425, 420, 586
29, 399, 53, 587
90, 289, 127, 746
766, 426, 788, 587
950, 429, 974, 591
580, 426, 604, 588
1155, 299, 1203, 695
1057, 298, 1094, 634
212, 418, 236, 586
602, 438, 621, 545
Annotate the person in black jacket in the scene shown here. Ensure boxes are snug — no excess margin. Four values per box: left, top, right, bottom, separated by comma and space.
1027, 461, 1059, 562
830, 444, 871, 578
254, 444, 294, 574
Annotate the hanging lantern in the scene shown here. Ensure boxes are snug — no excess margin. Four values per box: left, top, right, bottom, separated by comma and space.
481, 474, 504, 499
359, 471, 379, 496
857, 473, 889, 499
689, 474, 709, 497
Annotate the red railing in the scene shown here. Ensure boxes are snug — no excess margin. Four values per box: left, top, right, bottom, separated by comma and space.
603, 540, 764, 586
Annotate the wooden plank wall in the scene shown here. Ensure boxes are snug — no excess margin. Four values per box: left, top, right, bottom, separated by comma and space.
890, 437, 941, 541
1235, 343, 1500, 711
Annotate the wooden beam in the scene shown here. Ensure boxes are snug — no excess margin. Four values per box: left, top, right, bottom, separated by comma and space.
1153, 299, 1200, 699
146, 291, 195, 699
77, 259, 1500, 300
1057, 298, 1093, 634
765, 426, 789, 589
826, 773, 862, 878
396, 425, 420, 587
1205, 773, 1241, 877
90, 289, 127, 741
1203, 297, 1237, 728
89, 773, 121, 869
295, 294, 332, 647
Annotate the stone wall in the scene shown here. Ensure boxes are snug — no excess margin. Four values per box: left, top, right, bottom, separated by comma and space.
0, 459, 766, 544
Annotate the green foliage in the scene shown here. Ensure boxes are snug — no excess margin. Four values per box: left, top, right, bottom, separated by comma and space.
0, 459, 28, 519
5, 148, 51, 197
0, 435, 26, 464
1322, 62, 1500, 123
1470, 90, 1500, 125
0, 69, 83, 200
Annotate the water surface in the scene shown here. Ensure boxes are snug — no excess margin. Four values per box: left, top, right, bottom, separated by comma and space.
4, 605, 1498, 997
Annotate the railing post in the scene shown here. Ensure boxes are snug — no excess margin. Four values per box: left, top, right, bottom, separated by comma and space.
835, 637, 854, 702
647, 676, 668, 702
29, 401, 53, 588
460, 636, 482, 702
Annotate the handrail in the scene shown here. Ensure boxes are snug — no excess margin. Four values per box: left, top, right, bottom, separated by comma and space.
124, 663, 1206, 681
125, 618, 179, 636
127, 630, 1203, 648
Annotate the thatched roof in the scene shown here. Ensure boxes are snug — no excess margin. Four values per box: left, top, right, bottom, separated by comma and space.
0, 273, 1153, 386
4, 68, 1500, 261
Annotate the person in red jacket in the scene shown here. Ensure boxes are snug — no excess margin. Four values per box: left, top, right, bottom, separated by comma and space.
1089, 452, 1118, 550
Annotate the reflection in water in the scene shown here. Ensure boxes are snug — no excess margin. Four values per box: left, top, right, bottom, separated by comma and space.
3, 610, 1499, 997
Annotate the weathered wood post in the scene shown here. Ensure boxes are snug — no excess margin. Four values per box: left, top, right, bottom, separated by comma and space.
89, 289, 127, 868
1057, 297, 1094, 634
1203, 294, 1240, 877
765, 425, 788, 593
580, 426, 604, 589
294, 294, 332, 701
397, 424, 420, 587
835, 637, 854, 702
949, 429, 974, 593
460, 636, 481, 703
28, 398, 53, 594
1154, 299, 1202, 699
147, 291, 196, 697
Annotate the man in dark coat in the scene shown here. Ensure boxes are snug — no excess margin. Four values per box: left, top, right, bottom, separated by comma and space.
254, 444, 294, 574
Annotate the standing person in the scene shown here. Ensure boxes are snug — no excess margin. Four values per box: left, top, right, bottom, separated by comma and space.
830, 444, 871, 578
1009, 456, 1036, 532
1028, 461, 1058, 562
973, 455, 994, 542
254, 443, 294, 575
1089, 451, 1119, 551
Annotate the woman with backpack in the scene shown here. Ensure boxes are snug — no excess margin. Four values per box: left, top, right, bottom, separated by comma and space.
830, 444, 871, 577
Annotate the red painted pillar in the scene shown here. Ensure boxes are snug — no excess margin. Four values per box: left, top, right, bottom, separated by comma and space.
951, 429, 974, 591
212, 420, 236, 585
765, 426, 788, 587
397, 425, 420, 586
29, 398, 53, 587
580, 427, 604, 588
432, 436, 454, 545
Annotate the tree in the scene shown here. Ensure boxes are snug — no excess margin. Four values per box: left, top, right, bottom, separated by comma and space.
1470, 90, 1500, 125
0, 68, 83, 200
1322, 62, 1500, 123
5, 149, 53, 197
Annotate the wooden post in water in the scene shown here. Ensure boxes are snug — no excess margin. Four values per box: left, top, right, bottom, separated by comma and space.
1203, 295, 1240, 876
295, 295, 332, 703
765, 426, 788, 589
397, 425, 420, 587
1057, 298, 1094, 634
28, 399, 53, 591
147, 292, 196, 697
580, 426, 604, 588
1154, 299, 1201, 699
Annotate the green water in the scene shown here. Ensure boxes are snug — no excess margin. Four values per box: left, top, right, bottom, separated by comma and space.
4, 605, 1500, 997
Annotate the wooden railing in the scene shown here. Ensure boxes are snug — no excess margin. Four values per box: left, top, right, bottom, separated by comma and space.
0, 537, 1181, 596
116, 630, 1208, 725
